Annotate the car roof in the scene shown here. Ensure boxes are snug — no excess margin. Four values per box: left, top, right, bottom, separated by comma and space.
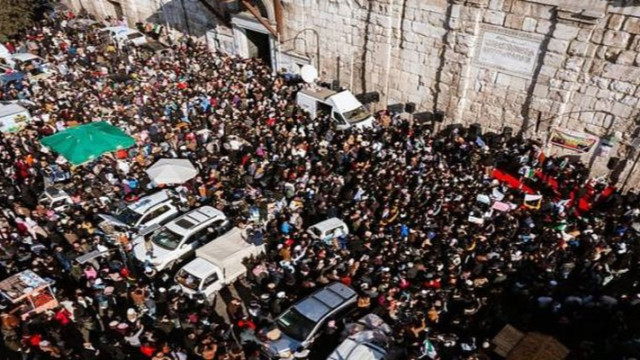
127, 190, 171, 214
0, 103, 28, 117
309, 217, 347, 232
11, 53, 41, 62
293, 282, 356, 322
328, 339, 386, 360
165, 206, 225, 235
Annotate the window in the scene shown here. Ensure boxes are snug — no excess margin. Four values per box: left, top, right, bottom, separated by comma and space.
317, 102, 332, 117
310, 227, 322, 237
277, 308, 316, 342
331, 303, 356, 321
187, 227, 213, 245
152, 228, 182, 250
140, 205, 170, 225
127, 33, 144, 40
333, 112, 346, 124
116, 207, 143, 227
203, 273, 219, 287
210, 219, 225, 232
176, 269, 200, 290
331, 227, 344, 237
175, 218, 196, 229
343, 106, 370, 124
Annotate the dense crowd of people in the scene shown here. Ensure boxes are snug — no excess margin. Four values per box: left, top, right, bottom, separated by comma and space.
0, 8, 639, 360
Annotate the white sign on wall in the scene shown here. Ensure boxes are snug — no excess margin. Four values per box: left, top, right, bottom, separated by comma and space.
475, 25, 544, 77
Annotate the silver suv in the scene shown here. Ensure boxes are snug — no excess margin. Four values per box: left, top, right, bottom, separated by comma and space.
262, 282, 357, 358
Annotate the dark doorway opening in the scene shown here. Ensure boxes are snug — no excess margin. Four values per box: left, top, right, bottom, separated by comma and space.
245, 29, 271, 67
108, 0, 124, 19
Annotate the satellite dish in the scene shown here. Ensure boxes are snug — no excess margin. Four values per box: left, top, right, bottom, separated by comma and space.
301, 65, 318, 84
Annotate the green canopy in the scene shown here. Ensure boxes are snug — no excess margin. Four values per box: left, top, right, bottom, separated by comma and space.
40, 122, 135, 165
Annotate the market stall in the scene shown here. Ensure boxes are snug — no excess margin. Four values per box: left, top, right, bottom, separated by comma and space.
0, 270, 58, 320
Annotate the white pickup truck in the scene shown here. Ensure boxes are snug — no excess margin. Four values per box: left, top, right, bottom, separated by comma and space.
175, 227, 264, 299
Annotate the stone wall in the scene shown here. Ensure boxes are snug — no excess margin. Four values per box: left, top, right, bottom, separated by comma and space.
283, 0, 640, 188
64, 0, 220, 37
280, 0, 449, 112
63, 0, 640, 189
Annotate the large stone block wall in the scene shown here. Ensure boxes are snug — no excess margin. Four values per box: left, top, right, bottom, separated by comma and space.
281, 0, 449, 113
284, 0, 640, 187
62, 0, 640, 188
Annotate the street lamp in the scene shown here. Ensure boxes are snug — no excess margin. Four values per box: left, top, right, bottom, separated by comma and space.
278, 28, 320, 71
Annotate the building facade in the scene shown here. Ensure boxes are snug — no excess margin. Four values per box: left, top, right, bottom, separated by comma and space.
64, 0, 640, 188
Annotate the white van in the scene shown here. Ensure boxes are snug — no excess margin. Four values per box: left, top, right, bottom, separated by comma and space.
133, 206, 229, 271
175, 227, 265, 299
97, 26, 147, 48
307, 218, 349, 246
98, 190, 179, 236
0, 103, 31, 133
296, 88, 374, 130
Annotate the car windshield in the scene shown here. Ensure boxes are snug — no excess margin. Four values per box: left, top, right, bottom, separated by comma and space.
115, 207, 142, 227
152, 228, 182, 250
176, 269, 200, 290
310, 227, 322, 237
128, 33, 144, 40
343, 106, 370, 124
277, 308, 316, 342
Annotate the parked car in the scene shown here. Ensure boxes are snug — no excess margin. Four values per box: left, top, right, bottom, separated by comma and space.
175, 227, 265, 300
97, 26, 148, 48
9, 53, 53, 78
99, 190, 179, 236
307, 217, 349, 246
0, 103, 31, 133
328, 314, 392, 360
132, 206, 230, 271
262, 282, 357, 358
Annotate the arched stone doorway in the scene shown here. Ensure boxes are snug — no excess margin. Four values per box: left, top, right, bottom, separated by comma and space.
230, 0, 277, 68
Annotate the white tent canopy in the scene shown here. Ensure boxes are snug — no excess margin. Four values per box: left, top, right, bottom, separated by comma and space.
146, 158, 197, 184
